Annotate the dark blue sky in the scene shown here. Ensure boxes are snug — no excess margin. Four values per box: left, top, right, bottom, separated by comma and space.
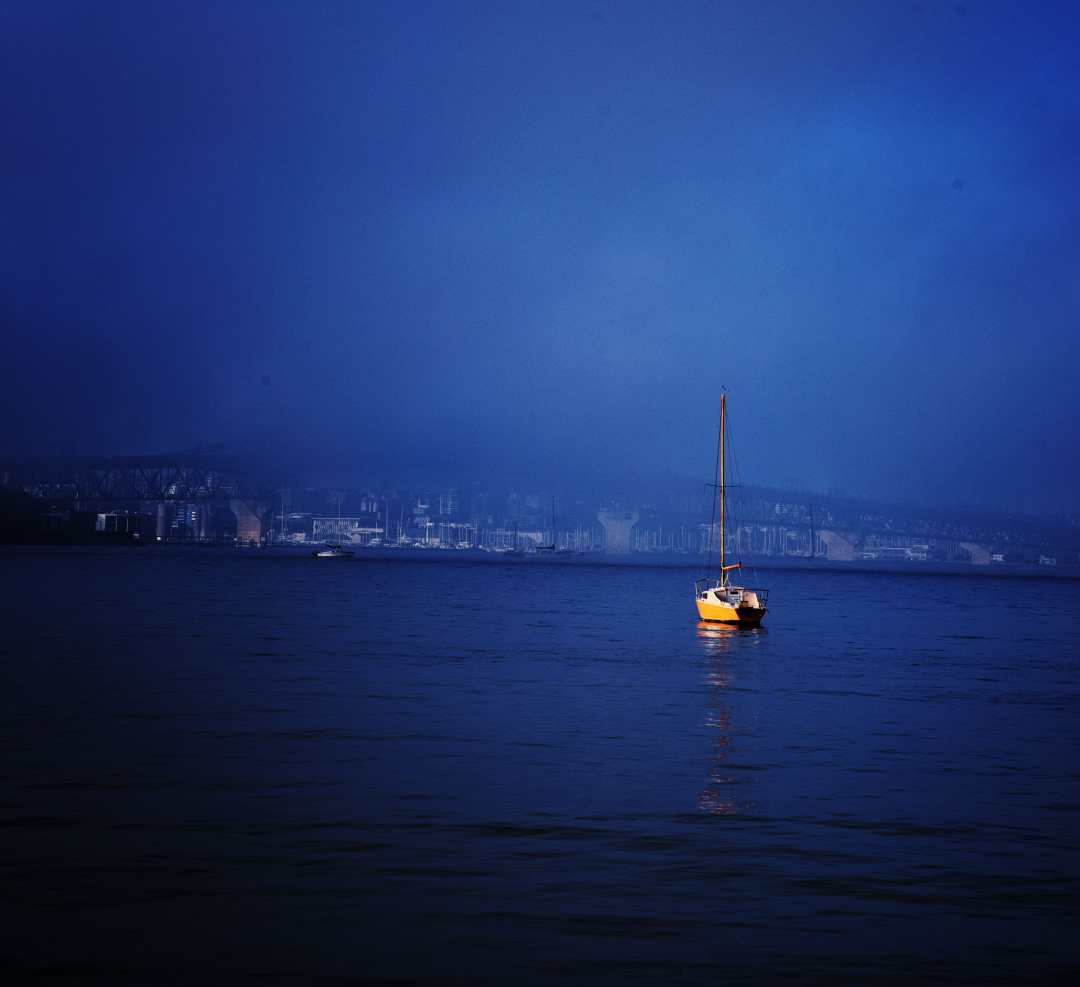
3, 1, 1078, 512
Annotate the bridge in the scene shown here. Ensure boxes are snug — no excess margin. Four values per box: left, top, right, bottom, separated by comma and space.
1, 450, 275, 503
2, 451, 274, 542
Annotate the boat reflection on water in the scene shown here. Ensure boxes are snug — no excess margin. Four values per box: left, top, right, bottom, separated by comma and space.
696, 620, 764, 815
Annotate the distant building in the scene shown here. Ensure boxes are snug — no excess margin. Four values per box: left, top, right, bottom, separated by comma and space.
168, 503, 211, 540
39, 510, 71, 531
313, 517, 384, 545
95, 511, 150, 538
438, 490, 458, 517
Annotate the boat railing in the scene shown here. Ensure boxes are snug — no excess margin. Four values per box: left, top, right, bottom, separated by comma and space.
694, 576, 719, 596
694, 578, 768, 607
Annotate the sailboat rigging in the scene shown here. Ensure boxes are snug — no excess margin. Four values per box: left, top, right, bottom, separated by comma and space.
693, 393, 768, 624
537, 496, 556, 553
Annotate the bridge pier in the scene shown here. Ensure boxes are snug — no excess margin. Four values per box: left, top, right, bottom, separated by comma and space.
230, 499, 265, 545
598, 510, 639, 554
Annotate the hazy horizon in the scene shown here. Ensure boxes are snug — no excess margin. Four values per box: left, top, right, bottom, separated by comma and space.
4, 1, 1078, 514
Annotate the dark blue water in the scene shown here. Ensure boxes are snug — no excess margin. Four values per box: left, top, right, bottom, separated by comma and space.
2, 549, 1078, 983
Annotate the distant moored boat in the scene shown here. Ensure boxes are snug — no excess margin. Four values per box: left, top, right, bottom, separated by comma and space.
313, 545, 354, 559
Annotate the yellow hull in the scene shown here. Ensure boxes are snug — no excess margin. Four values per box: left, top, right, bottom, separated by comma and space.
695, 597, 766, 625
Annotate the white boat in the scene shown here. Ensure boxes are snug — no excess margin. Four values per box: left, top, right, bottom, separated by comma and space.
313, 545, 354, 559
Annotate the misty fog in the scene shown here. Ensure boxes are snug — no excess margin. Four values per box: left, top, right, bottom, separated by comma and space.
3, 1, 1078, 513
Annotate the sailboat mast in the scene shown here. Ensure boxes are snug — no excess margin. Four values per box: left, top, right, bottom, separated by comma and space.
706, 394, 723, 581
719, 393, 726, 582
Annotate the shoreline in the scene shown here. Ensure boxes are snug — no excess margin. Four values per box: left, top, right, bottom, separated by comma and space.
2, 542, 1077, 581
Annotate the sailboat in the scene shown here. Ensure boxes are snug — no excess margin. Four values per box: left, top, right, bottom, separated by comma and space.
537, 496, 557, 554
694, 393, 768, 624
538, 495, 574, 554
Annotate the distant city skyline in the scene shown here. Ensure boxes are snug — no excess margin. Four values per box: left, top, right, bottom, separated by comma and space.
5, 447, 1077, 565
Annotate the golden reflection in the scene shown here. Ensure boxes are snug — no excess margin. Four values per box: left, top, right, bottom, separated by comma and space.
696, 621, 763, 815
696, 620, 766, 646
